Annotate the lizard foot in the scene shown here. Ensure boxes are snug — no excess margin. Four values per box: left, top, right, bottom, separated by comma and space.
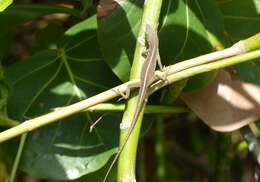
112, 87, 130, 101
155, 66, 169, 83
162, 65, 169, 83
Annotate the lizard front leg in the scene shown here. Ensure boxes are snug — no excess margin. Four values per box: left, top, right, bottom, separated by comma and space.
154, 53, 168, 82
113, 82, 140, 100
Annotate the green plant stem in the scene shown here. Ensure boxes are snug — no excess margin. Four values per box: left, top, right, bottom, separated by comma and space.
87, 103, 188, 114
117, 0, 163, 181
244, 33, 260, 51
9, 134, 27, 182
163, 49, 260, 88
0, 48, 259, 143
155, 116, 166, 182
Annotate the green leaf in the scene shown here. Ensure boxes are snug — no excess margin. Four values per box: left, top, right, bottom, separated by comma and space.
191, 0, 226, 47
219, 0, 260, 41
71, 159, 116, 182
6, 16, 121, 180
160, 0, 214, 64
0, 0, 12, 12
159, 0, 223, 91
97, 0, 144, 81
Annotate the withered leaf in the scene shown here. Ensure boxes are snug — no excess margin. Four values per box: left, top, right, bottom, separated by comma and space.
182, 69, 260, 132
97, 0, 123, 17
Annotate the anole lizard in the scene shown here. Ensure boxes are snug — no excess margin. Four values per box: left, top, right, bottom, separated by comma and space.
103, 24, 164, 181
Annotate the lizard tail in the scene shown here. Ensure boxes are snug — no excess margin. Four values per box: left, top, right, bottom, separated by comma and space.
102, 102, 144, 182
102, 122, 136, 182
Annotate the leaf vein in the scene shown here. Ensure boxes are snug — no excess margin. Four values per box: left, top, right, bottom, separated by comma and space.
13, 56, 59, 85
22, 61, 64, 117
174, 0, 190, 61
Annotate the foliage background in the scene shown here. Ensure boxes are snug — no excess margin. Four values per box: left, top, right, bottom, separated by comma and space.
0, 0, 259, 181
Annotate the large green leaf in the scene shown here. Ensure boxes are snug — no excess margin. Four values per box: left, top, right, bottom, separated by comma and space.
97, 0, 144, 82
160, 0, 214, 64
219, 0, 260, 41
6, 16, 121, 180
160, 0, 223, 91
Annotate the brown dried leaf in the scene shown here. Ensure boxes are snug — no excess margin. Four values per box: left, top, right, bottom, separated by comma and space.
97, 0, 124, 17
182, 69, 260, 132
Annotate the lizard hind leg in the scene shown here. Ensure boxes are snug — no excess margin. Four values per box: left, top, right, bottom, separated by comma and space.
155, 51, 168, 82
155, 65, 169, 81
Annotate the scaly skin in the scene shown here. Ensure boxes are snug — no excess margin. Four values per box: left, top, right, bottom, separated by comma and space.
103, 24, 162, 182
